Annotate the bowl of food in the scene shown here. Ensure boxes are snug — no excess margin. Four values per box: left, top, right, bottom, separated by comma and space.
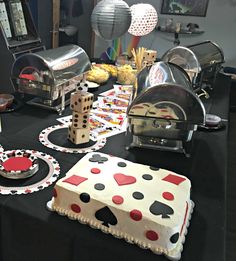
117, 65, 137, 85
0, 94, 14, 107
0, 98, 8, 112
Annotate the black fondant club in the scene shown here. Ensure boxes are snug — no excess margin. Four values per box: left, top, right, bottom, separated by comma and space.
95, 206, 118, 227
149, 201, 174, 219
89, 154, 108, 164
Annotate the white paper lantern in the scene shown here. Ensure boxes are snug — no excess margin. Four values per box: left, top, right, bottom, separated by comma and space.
128, 4, 158, 36
91, 0, 131, 40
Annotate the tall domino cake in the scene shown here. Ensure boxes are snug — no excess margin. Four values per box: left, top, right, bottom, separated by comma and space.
49, 152, 194, 260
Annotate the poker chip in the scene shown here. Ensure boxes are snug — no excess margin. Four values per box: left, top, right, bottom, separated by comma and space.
0, 150, 39, 179
39, 124, 106, 153
0, 150, 60, 195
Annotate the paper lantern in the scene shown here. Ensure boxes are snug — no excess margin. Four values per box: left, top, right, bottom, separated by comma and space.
91, 0, 131, 40
128, 4, 158, 36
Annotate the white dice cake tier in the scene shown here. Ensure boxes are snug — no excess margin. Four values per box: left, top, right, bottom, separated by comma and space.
50, 152, 194, 260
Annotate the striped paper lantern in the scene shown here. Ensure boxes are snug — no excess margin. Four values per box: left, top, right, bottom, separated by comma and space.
91, 0, 131, 40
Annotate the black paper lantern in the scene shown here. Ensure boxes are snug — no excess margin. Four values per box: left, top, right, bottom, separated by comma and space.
91, 0, 131, 40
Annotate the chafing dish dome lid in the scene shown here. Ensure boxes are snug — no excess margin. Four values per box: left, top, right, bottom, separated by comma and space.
11, 44, 91, 86
162, 40, 224, 75
128, 84, 205, 125
136, 61, 192, 96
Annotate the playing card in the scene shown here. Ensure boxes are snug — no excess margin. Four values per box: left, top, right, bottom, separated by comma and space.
92, 101, 127, 115
100, 85, 132, 102
89, 115, 123, 141
97, 96, 129, 109
91, 112, 127, 130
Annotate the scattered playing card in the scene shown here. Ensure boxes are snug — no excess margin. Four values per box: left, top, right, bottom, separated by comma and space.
91, 112, 127, 130
92, 101, 127, 115
97, 96, 129, 109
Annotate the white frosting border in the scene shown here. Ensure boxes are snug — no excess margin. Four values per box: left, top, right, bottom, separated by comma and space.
47, 200, 194, 260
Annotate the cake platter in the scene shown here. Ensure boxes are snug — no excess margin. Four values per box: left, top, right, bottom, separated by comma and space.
0, 150, 60, 195
0, 150, 39, 179
39, 124, 106, 153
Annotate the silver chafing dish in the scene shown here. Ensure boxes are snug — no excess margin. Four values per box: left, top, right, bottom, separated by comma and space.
162, 40, 224, 94
11, 44, 91, 114
127, 61, 206, 155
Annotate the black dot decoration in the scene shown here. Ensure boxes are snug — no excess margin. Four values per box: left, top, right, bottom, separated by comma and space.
80, 193, 90, 203
150, 166, 159, 171
117, 162, 127, 167
142, 174, 153, 180
132, 192, 144, 200
170, 233, 179, 244
94, 183, 105, 191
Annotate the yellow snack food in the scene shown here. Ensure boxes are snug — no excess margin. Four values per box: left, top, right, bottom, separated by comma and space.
86, 66, 110, 84
117, 65, 137, 85
97, 64, 117, 77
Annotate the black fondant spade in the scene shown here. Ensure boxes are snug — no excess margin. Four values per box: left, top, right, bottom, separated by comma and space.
95, 206, 118, 227
149, 201, 174, 219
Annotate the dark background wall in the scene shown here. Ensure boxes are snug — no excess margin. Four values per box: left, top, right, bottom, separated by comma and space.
29, 0, 94, 57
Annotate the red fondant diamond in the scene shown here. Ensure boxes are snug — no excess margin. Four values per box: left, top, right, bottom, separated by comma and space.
114, 173, 136, 186
63, 175, 88, 186
162, 174, 186, 185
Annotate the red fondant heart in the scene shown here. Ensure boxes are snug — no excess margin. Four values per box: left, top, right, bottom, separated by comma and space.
114, 173, 136, 186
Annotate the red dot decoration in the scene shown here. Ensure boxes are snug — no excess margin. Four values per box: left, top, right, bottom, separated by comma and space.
130, 209, 142, 221
112, 195, 124, 205
91, 168, 101, 174
53, 188, 57, 198
162, 192, 174, 201
71, 204, 81, 213
146, 230, 159, 241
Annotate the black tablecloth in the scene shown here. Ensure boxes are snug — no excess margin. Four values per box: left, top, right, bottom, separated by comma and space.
0, 73, 231, 261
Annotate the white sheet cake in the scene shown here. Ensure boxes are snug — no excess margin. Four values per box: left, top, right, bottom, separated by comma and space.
49, 152, 194, 260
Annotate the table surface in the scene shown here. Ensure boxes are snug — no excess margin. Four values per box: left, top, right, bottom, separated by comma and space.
0, 73, 230, 261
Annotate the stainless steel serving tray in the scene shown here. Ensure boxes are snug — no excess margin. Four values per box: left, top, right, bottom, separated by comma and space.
162, 40, 224, 83
11, 44, 91, 100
